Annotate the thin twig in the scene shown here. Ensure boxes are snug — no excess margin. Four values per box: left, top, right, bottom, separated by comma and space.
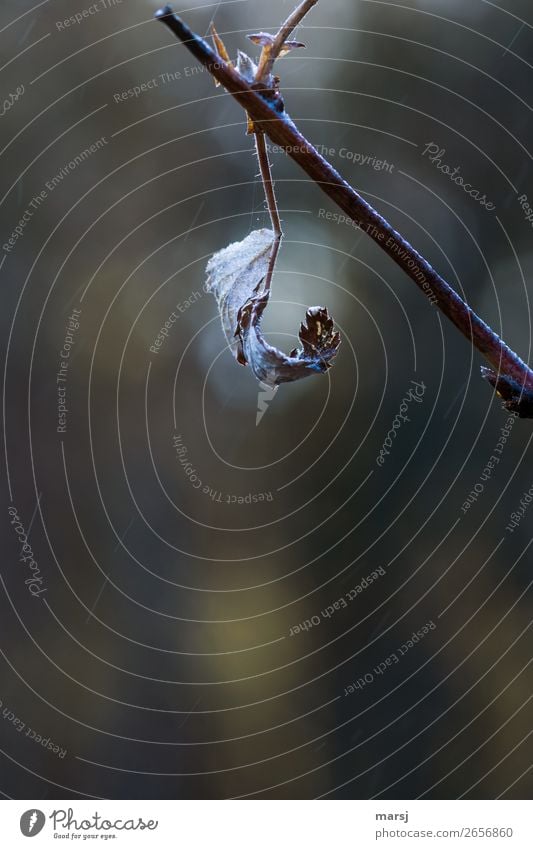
253, 0, 316, 292
254, 132, 282, 238
254, 130, 282, 291
255, 0, 319, 82
155, 4, 533, 417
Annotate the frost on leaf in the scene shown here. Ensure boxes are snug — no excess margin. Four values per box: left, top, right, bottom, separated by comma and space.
206, 228, 274, 362
206, 229, 340, 387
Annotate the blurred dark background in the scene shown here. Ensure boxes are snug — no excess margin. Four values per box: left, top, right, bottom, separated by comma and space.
0, 0, 532, 799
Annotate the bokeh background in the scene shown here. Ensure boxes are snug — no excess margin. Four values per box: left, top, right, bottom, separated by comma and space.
1, 0, 532, 800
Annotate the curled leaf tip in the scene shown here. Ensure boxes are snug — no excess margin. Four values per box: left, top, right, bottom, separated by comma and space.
299, 306, 341, 362
206, 229, 340, 387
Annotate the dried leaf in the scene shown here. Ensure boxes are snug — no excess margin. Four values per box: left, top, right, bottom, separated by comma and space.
278, 40, 306, 57
206, 229, 274, 362
247, 32, 306, 54
246, 115, 255, 135
206, 230, 340, 386
236, 50, 258, 84
247, 32, 276, 48
210, 24, 232, 87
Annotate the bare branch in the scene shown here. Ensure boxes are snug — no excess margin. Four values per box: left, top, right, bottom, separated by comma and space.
155, 4, 533, 417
